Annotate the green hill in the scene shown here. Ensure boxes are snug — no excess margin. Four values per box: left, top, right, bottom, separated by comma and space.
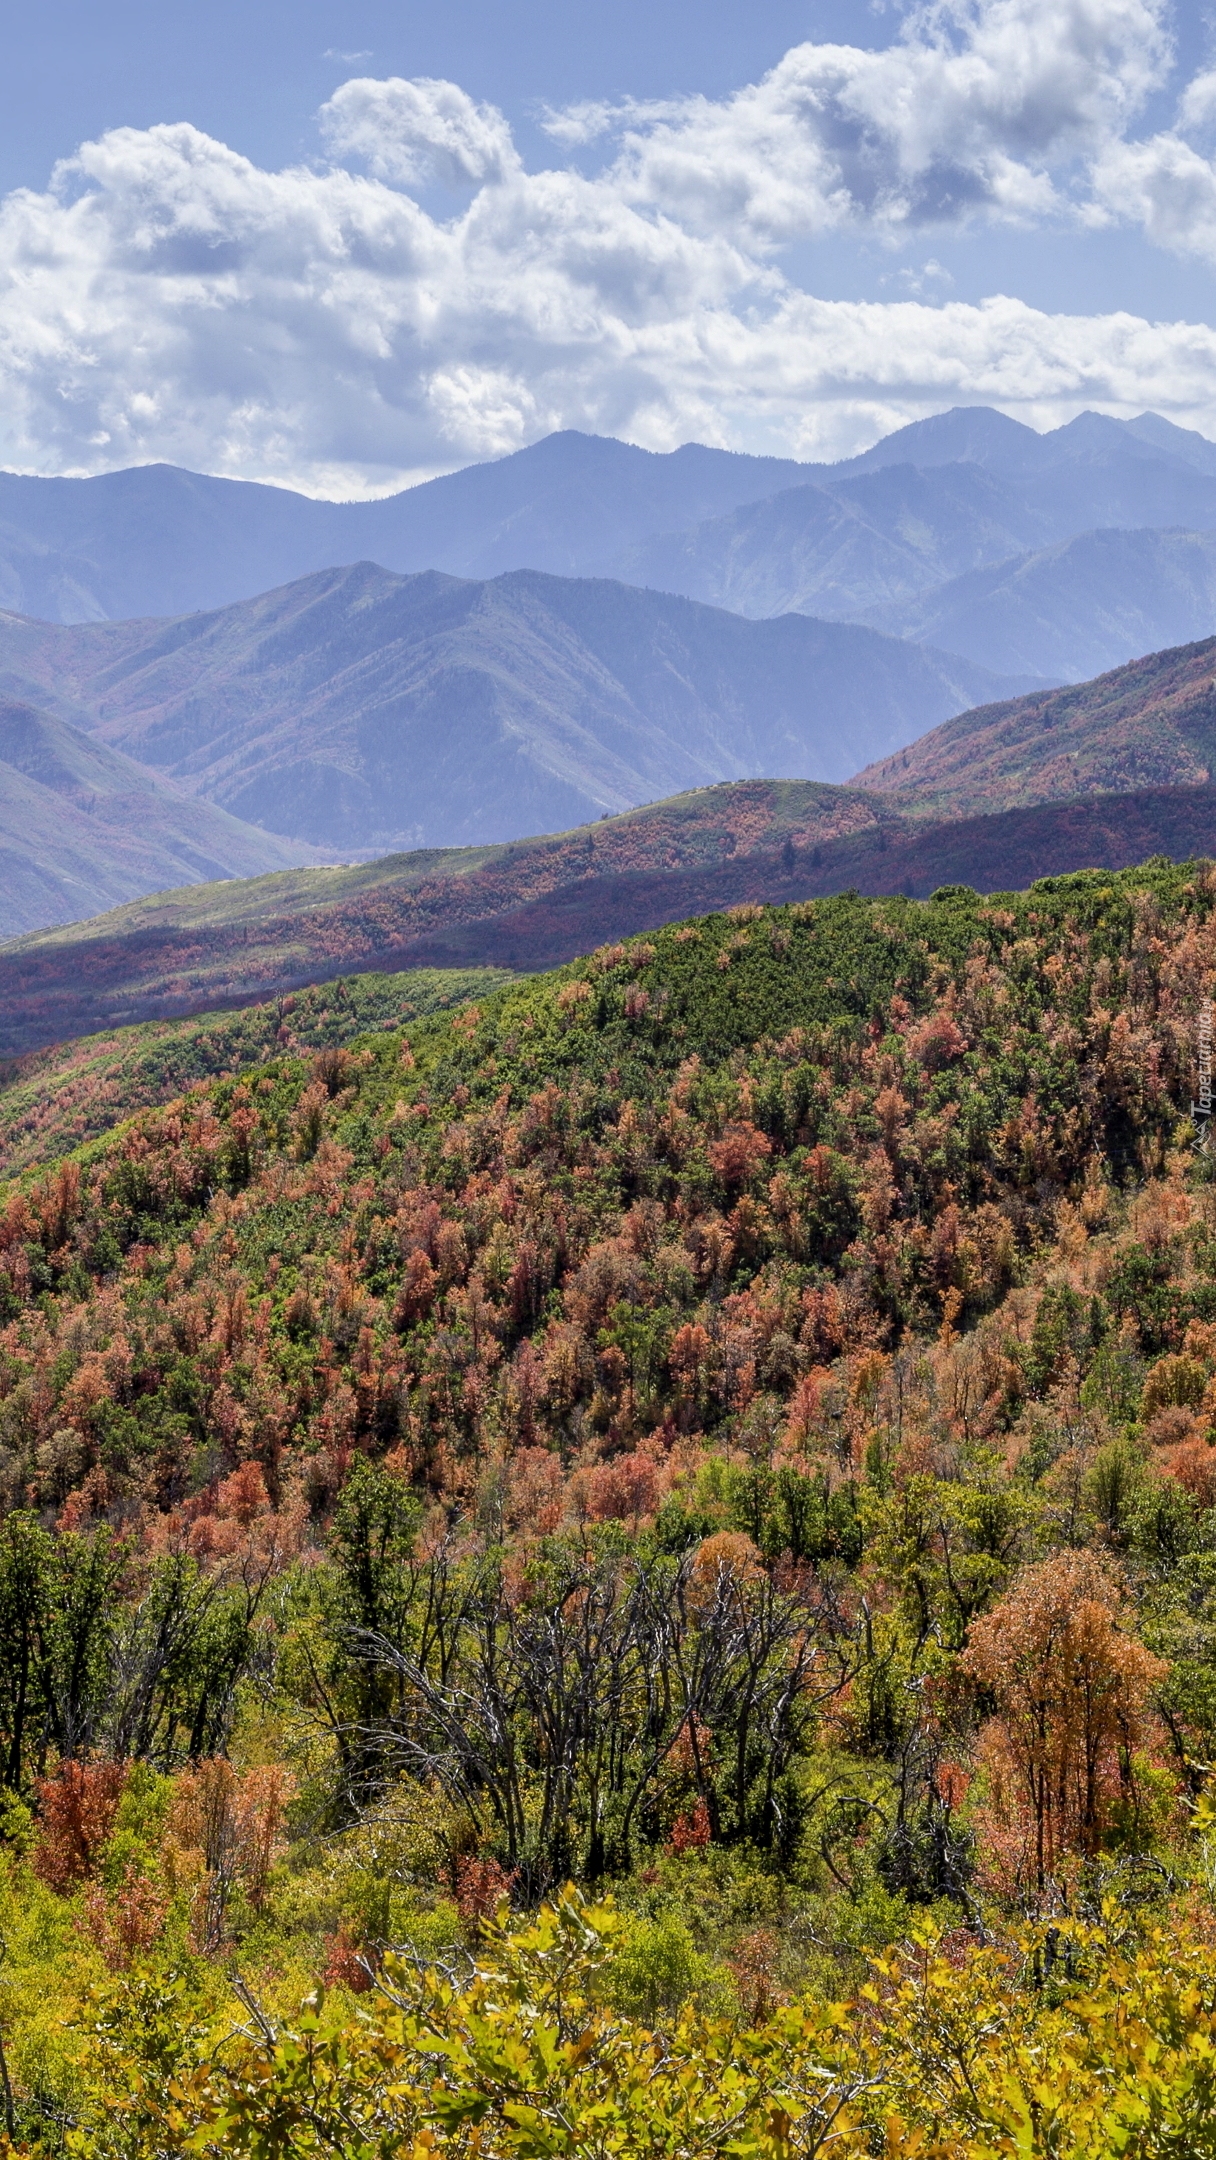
1, 861, 1216, 2144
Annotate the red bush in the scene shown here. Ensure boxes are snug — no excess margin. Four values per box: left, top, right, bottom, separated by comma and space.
585, 1451, 660, 1524
668, 1796, 712, 1855
452, 1854, 517, 1930
904, 1008, 968, 1071
33, 1759, 129, 1890
322, 1919, 372, 1992
83, 1863, 168, 1969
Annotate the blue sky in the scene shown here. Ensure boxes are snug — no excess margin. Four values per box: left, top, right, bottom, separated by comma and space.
2, 1, 1216, 491
4, 3, 875, 194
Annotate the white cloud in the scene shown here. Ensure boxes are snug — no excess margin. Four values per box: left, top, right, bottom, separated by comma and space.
1, 0, 1215, 494
549, 0, 1172, 242
1090, 128, 1216, 258
320, 76, 519, 189
1178, 65, 1216, 135
1083, 46, 1216, 264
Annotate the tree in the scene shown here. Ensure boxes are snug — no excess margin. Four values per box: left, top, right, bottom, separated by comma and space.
962, 1549, 1166, 1895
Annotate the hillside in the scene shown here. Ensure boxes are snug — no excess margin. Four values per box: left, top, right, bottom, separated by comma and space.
0, 965, 513, 1180
5, 860, 1216, 2152
852, 636, 1216, 817
0, 564, 1023, 851
6, 767, 1216, 1058
0, 693, 315, 937
860, 525, 1216, 682
0, 781, 900, 1054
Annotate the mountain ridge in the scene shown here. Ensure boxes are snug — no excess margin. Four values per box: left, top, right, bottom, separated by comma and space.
0, 563, 1031, 857
858, 526, 1216, 682
0, 434, 815, 623
5, 408, 1216, 650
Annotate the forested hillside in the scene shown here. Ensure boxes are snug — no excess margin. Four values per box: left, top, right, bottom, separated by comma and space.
9, 765, 1216, 1062
5, 866, 1216, 2149
0, 965, 514, 1180
856, 634, 1216, 815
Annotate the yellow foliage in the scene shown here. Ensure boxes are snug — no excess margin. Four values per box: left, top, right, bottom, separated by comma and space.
17, 1890, 1216, 2159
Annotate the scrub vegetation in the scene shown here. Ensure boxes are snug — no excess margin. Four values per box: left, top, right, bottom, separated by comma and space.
3, 864, 1216, 2151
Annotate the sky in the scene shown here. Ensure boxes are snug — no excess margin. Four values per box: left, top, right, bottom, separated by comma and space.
3, 0, 1216, 494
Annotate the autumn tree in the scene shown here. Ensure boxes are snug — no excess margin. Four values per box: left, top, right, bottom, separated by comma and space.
962, 1549, 1166, 1896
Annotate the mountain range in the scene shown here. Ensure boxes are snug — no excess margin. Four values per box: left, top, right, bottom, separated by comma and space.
9, 631, 1216, 1057
0, 436, 812, 624
0, 563, 1023, 873
8, 407, 1216, 686
9, 405, 1216, 947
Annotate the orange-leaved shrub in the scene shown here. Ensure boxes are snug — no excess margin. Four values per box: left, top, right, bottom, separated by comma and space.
32, 1759, 128, 1890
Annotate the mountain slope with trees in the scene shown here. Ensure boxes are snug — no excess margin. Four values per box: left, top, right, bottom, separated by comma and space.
853, 635, 1216, 816
7, 604, 1216, 1051
0, 862, 1215, 2145
0, 779, 896, 1053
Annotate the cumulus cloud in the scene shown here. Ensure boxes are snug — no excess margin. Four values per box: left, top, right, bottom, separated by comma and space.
1085, 46, 1216, 263
320, 76, 519, 189
1, 0, 1215, 493
567, 0, 1173, 245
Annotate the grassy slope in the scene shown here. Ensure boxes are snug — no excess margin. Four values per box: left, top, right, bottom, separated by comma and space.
0, 965, 513, 1181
